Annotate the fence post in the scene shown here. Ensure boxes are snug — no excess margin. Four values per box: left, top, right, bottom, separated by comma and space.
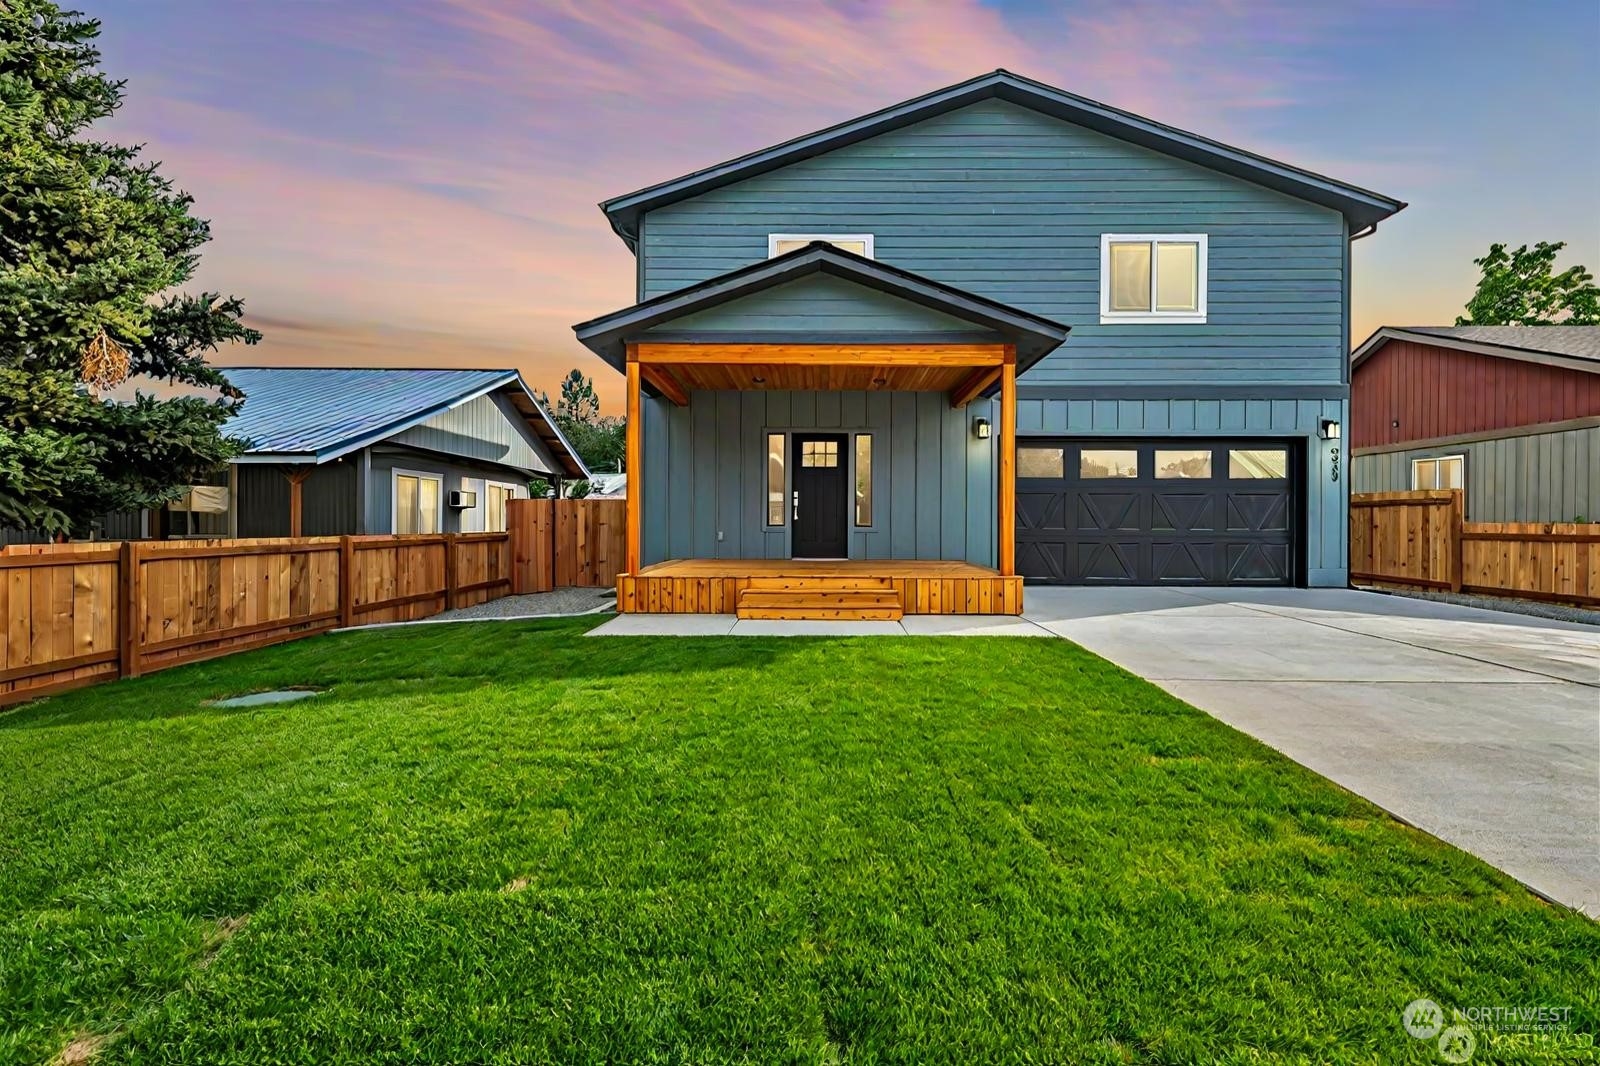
339, 535, 355, 628
1449, 490, 1464, 593
444, 534, 458, 611
119, 540, 141, 679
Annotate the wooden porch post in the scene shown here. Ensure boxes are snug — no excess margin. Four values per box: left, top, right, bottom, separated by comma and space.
283, 466, 313, 538
625, 344, 641, 575
997, 346, 1016, 576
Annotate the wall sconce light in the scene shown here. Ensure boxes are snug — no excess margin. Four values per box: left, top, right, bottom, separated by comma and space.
1318, 418, 1341, 441
972, 417, 992, 440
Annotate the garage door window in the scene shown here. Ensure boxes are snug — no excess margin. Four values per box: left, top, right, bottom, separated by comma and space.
1080, 449, 1138, 478
1229, 449, 1288, 479
1155, 449, 1211, 478
1018, 446, 1065, 479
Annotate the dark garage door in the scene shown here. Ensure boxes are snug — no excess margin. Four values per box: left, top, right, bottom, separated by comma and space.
1016, 439, 1297, 586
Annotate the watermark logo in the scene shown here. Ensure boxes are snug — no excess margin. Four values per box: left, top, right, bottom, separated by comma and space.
1402, 997, 1583, 1062
1403, 999, 1444, 1040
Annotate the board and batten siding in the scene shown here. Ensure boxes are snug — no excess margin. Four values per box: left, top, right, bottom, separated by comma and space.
640, 98, 1347, 388
641, 390, 997, 567
236, 461, 358, 538
387, 392, 558, 474
1352, 424, 1600, 524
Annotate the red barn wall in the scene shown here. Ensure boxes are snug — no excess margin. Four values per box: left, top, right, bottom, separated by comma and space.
1351, 339, 1600, 448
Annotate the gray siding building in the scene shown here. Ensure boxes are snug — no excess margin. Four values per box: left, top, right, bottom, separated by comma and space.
1350, 326, 1600, 524
172, 368, 587, 538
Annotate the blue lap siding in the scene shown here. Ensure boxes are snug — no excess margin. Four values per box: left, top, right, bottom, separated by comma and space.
630, 95, 1362, 585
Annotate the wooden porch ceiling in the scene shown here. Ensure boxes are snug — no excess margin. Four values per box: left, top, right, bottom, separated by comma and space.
631, 342, 1012, 408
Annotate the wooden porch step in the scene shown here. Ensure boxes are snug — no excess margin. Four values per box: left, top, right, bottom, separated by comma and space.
742, 575, 895, 591
735, 586, 904, 621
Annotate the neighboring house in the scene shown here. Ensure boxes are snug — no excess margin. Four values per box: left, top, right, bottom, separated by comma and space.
162, 367, 587, 538
1350, 326, 1600, 522
573, 69, 1403, 611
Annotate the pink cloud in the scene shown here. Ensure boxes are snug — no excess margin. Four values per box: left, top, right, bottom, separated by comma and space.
106, 0, 1438, 411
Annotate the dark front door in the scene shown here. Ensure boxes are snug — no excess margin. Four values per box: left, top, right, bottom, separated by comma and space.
791, 433, 849, 558
1015, 438, 1298, 586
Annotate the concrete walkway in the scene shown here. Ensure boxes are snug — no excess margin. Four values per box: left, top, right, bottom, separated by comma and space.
1024, 586, 1600, 915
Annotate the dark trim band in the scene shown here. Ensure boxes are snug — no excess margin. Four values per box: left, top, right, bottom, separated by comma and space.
1017, 385, 1349, 401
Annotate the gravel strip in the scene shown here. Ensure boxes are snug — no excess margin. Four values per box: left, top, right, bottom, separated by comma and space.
1368, 586, 1600, 627
430, 587, 614, 621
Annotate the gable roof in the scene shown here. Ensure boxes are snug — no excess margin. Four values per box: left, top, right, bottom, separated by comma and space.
601, 69, 1406, 250
1351, 326, 1600, 375
572, 241, 1070, 390
220, 367, 590, 478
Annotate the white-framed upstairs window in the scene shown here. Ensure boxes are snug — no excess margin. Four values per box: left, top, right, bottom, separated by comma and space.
1100, 233, 1207, 324
393, 469, 443, 534
768, 233, 874, 259
1411, 455, 1464, 492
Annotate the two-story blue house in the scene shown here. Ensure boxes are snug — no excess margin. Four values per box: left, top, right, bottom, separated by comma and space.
574, 70, 1404, 619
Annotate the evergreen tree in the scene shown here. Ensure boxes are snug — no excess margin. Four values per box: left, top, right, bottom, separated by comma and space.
0, 0, 260, 536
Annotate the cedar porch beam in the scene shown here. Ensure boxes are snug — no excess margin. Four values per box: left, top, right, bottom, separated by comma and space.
635, 342, 1005, 367
625, 344, 642, 575
639, 363, 690, 406
949, 366, 1002, 409
997, 347, 1016, 576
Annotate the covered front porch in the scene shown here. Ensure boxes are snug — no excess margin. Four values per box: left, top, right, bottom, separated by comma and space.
572, 242, 1070, 620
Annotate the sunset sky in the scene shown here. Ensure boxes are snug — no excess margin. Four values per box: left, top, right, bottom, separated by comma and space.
95, 0, 1599, 411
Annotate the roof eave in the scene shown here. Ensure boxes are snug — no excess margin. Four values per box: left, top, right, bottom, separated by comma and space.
573, 242, 1069, 384
1351, 326, 1600, 375
600, 70, 1406, 241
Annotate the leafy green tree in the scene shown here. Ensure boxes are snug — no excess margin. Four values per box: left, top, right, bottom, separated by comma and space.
1457, 241, 1600, 326
537, 369, 624, 473
0, 1, 259, 537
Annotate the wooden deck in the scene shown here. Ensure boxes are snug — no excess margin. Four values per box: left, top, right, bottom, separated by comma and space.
616, 559, 1023, 618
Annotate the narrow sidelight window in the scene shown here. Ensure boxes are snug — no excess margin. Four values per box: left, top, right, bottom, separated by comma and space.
1101, 234, 1207, 323
854, 434, 873, 526
766, 433, 786, 526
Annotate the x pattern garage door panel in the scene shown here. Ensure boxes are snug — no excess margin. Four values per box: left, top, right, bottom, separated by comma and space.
1016, 439, 1297, 586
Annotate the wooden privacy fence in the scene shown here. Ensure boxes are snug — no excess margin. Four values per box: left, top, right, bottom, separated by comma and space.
1350, 490, 1600, 606
508, 498, 625, 592
0, 533, 513, 706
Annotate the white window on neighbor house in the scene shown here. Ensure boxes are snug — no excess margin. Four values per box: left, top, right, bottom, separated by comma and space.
1100, 234, 1207, 324
1411, 455, 1464, 492
484, 480, 522, 533
768, 233, 875, 259
393, 470, 442, 534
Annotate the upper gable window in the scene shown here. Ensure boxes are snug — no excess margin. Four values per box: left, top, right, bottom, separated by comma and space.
1100, 234, 1207, 324
768, 233, 874, 259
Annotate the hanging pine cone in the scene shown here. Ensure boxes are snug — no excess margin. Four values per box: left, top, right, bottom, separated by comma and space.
82, 329, 131, 390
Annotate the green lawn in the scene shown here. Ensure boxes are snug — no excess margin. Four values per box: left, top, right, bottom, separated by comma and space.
1, 618, 1593, 1064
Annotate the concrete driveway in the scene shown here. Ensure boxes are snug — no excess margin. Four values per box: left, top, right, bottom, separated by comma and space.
1024, 586, 1600, 915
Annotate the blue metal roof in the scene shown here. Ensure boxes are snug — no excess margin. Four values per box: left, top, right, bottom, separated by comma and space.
218, 368, 588, 478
